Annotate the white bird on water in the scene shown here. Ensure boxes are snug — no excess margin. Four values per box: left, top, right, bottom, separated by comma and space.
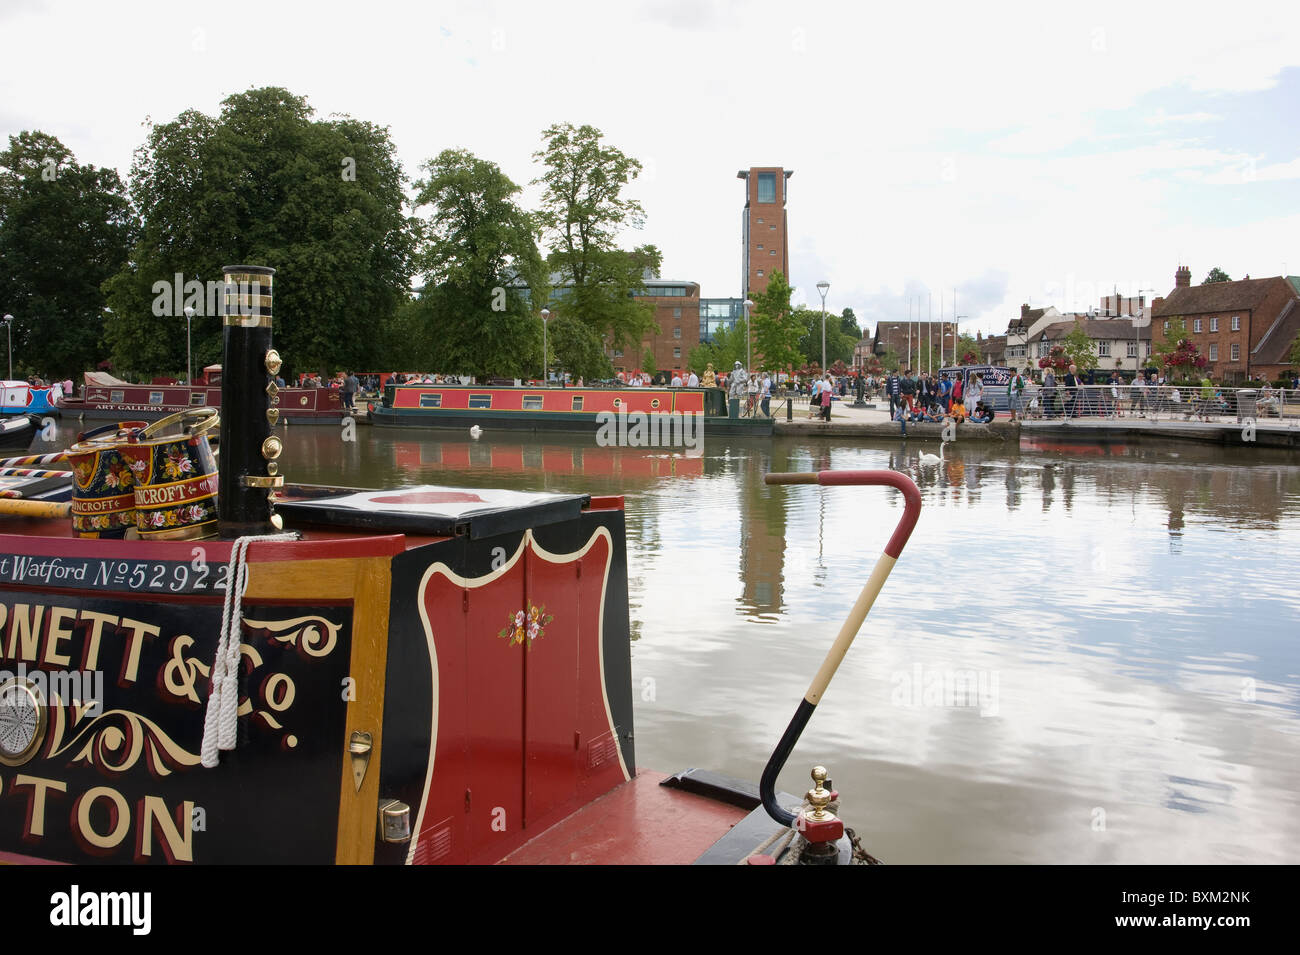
919, 442, 946, 466
469, 425, 483, 440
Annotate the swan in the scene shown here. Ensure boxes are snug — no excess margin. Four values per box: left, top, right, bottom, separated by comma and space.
469, 425, 483, 440
919, 442, 946, 466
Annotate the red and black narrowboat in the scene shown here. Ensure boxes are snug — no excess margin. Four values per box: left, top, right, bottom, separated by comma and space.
58, 367, 345, 424
372, 383, 774, 437
0, 266, 915, 865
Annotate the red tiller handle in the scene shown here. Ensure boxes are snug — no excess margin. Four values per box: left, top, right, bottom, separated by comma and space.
764, 469, 921, 558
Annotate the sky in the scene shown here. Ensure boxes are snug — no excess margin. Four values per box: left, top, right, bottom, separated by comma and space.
4, 0, 1300, 338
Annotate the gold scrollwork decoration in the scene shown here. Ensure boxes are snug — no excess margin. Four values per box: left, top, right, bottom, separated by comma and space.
241, 615, 340, 658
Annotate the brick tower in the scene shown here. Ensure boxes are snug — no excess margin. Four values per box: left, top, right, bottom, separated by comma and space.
738, 167, 792, 298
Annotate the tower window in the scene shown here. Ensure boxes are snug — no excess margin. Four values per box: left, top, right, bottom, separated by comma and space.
757, 173, 776, 203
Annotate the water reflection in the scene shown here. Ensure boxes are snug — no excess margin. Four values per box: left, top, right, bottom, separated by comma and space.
115, 421, 1297, 865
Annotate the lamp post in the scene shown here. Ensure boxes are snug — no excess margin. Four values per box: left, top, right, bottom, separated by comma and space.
182, 305, 195, 386
743, 298, 754, 372
540, 308, 550, 384
2, 314, 11, 380
1135, 289, 1155, 377
816, 280, 830, 372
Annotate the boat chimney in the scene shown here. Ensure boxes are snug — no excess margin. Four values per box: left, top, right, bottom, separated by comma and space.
218, 264, 284, 536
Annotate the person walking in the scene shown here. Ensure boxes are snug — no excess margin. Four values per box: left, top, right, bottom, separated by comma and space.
1063, 364, 1080, 421
821, 375, 834, 421
1007, 368, 1026, 421
1042, 367, 1057, 418
761, 374, 772, 417
342, 370, 359, 411
887, 370, 901, 419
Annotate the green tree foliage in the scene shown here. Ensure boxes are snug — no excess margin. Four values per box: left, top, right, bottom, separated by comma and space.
688, 321, 746, 376
795, 306, 855, 369
532, 123, 659, 353
104, 87, 414, 379
879, 348, 900, 372
0, 131, 136, 380
411, 148, 543, 379
1203, 267, 1232, 284
641, 346, 657, 378
839, 307, 861, 340
1151, 318, 1189, 370
548, 312, 611, 381
955, 333, 981, 364
1289, 333, 1300, 369
1060, 321, 1100, 371
750, 271, 802, 372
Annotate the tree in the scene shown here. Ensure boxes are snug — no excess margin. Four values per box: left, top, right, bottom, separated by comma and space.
104, 87, 414, 379
641, 346, 657, 378
1151, 318, 1189, 371
1203, 267, 1231, 284
411, 148, 543, 379
1289, 333, 1300, 369
532, 123, 660, 353
955, 333, 981, 365
548, 312, 611, 382
0, 131, 136, 380
1159, 337, 1208, 380
839, 307, 861, 340
688, 321, 746, 376
1059, 322, 1100, 372
750, 271, 802, 372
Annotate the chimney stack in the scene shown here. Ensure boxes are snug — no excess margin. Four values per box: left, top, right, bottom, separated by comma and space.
1175, 265, 1192, 288
1021, 304, 1030, 318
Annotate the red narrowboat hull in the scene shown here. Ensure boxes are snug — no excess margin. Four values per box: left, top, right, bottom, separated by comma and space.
58, 383, 345, 423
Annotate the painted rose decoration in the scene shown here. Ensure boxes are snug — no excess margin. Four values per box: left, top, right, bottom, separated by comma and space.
499, 602, 553, 650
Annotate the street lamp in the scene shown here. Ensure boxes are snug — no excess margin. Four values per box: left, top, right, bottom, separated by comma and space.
743, 298, 755, 372
540, 308, 550, 384
1, 314, 11, 380
182, 305, 195, 386
816, 281, 830, 372
1135, 289, 1155, 377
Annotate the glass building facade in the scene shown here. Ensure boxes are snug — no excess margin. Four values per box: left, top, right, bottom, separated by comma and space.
700, 298, 744, 344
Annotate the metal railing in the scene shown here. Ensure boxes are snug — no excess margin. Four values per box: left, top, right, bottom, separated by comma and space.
1022, 385, 1300, 424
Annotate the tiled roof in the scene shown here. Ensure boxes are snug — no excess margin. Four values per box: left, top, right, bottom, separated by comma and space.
1038, 318, 1150, 341
1151, 276, 1285, 317
1253, 299, 1300, 364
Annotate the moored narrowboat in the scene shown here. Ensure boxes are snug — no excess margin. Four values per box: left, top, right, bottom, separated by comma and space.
57, 368, 345, 424
371, 383, 774, 437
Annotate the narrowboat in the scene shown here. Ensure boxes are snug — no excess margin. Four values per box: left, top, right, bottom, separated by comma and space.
0, 266, 912, 865
57, 367, 345, 424
371, 383, 774, 437
0, 414, 40, 451
1, 380, 64, 417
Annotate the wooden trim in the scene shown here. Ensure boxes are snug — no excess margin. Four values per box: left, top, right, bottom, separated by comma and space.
243, 554, 393, 865
334, 556, 392, 865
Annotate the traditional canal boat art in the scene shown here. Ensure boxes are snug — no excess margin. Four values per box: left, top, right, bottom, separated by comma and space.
1, 381, 64, 417
57, 369, 344, 424
0, 265, 914, 865
371, 383, 774, 437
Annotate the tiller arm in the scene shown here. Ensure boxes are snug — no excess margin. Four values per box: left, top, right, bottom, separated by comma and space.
758, 469, 922, 829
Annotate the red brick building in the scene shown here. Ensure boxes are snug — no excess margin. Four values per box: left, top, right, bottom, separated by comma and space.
1151, 267, 1300, 382
871, 320, 954, 371
610, 279, 700, 379
737, 167, 792, 298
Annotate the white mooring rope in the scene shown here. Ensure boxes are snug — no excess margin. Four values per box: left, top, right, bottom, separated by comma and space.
201, 532, 299, 768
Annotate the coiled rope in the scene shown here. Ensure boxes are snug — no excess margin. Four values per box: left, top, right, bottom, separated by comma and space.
200, 532, 298, 768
